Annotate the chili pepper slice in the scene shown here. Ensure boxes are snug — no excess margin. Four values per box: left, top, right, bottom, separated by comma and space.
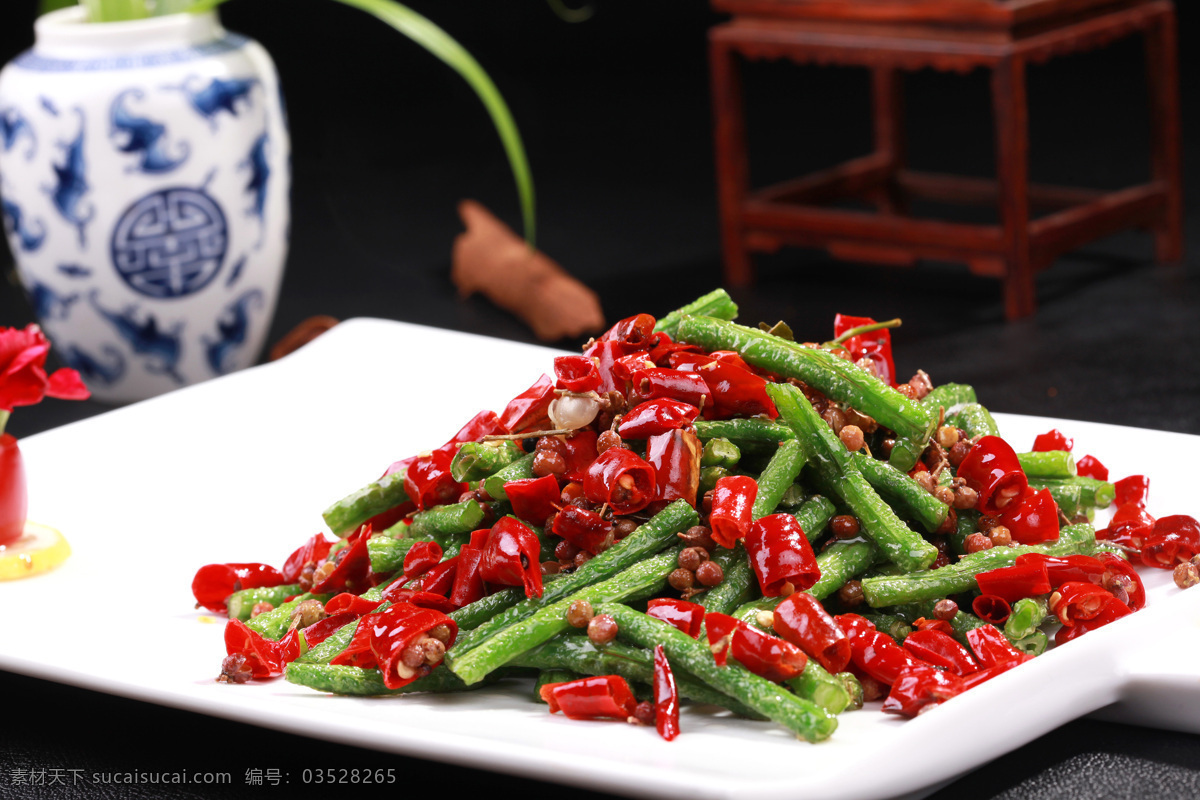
1054, 595, 1131, 646
882, 665, 963, 717
998, 487, 1061, 544
975, 560, 1052, 603
705, 611, 740, 666
281, 533, 335, 584
325, 592, 380, 617
402, 541, 444, 582
1141, 515, 1200, 569
479, 516, 544, 598
1017, 553, 1105, 588
540, 675, 638, 721
504, 475, 561, 526
559, 430, 599, 483
612, 352, 657, 385
1075, 454, 1109, 481
552, 505, 614, 555
646, 332, 701, 366
1098, 503, 1155, 550
192, 562, 287, 614
330, 613, 380, 669
1032, 429, 1074, 452
1114, 475, 1150, 508
582, 340, 623, 394
901, 629, 979, 676
629, 367, 712, 410
912, 617, 955, 637
654, 645, 680, 741
436, 410, 508, 458
449, 529, 490, 608
1096, 553, 1146, 611
957, 436, 1029, 516
772, 592, 851, 674
833, 313, 897, 386
500, 374, 555, 433
376, 587, 459, 614
965, 625, 1032, 669
971, 594, 1013, 625
730, 623, 808, 683
582, 446, 657, 515
647, 598, 705, 639
369, 602, 458, 690
957, 658, 1024, 691
646, 428, 701, 506
708, 475, 757, 549
404, 450, 464, 512
301, 611, 358, 647
691, 357, 778, 420
745, 513, 820, 596
223, 619, 296, 679
554, 355, 602, 394
312, 526, 374, 595
599, 313, 656, 354
413, 556, 458, 597
846, 626, 928, 687
617, 398, 701, 440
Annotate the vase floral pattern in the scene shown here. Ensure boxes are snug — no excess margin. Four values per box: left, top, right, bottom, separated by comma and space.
0, 7, 289, 403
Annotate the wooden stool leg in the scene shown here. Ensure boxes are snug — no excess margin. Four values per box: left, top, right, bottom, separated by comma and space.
992, 55, 1036, 320
871, 67, 907, 215
1145, 7, 1184, 263
709, 35, 753, 287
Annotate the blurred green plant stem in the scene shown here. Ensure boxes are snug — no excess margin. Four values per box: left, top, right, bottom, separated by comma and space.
81, 0, 196, 20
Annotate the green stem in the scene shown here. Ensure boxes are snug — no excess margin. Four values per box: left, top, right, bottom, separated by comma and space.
829, 318, 901, 346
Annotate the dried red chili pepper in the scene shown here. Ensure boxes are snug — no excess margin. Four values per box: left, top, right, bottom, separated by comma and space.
369, 602, 458, 690
745, 513, 820, 596
646, 428, 701, 506
325, 592, 380, 617
553, 355, 602, 394
834, 313, 896, 386
1141, 515, 1200, 569
629, 367, 712, 409
404, 450, 464, 512
377, 586, 459, 614
647, 598, 705, 638
412, 556, 458, 597
599, 313, 656, 354
1075, 454, 1109, 481
582, 446, 656, 514
690, 356, 778, 420
192, 562, 287, 614
912, 617, 955, 636
402, 541, 444, 582
480, 516, 544, 598
504, 475, 561, 526
223, 620, 298, 679
975, 560, 1052, 603
552, 505, 614, 555
882, 665, 963, 717
965, 625, 1031, 669
449, 530, 489, 608
281, 533, 335, 583
772, 592, 851, 674
1054, 595, 1131, 646
301, 611, 358, 647
956, 436, 1029, 515
836, 613, 928, 686
1098, 503, 1155, 549
705, 611, 740, 666
1114, 475, 1150, 508
1032, 429, 1073, 452
901, 629, 979, 676
708, 475, 757, 549
617, 398, 701, 440
998, 487, 1061, 544
645, 332, 701, 366
729, 623, 807, 682
500, 374, 556, 433
971, 594, 1012, 625
559, 430, 599, 483
1096, 553, 1146, 611
611, 352, 656, 385
540, 675, 638, 721
1018, 553, 1104, 588
653, 645, 680, 741
312, 526, 374, 595
330, 612, 381, 669
582, 340, 623, 394
436, 410, 508, 457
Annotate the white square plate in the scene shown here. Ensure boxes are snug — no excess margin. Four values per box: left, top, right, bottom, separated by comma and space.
3, 318, 1198, 800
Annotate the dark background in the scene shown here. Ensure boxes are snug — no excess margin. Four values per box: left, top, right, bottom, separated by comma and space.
1, 1, 1199, 798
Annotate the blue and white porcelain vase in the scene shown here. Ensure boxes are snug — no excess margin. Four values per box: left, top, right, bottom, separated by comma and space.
0, 7, 289, 403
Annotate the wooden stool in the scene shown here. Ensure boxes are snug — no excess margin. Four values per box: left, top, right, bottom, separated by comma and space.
709, 0, 1183, 319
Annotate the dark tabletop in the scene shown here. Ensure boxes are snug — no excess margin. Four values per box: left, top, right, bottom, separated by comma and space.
1, 1, 1199, 798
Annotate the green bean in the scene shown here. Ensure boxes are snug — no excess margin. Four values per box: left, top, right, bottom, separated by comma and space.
676, 316, 936, 471
1036, 482, 1082, 519
859, 612, 912, 642
701, 438, 742, 468
1030, 476, 1115, 509
787, 659, 854, 715
946, 403, 999, 439
226, 584, 303, 622
596, 603, 838, 742
694, 419, 794, 447
752, 438, 812, 519
450, 440, 525, 482
244, 595, 312, 640
449, 587, 524, 630
732, 540, 880, 624
854, 452, 949, 533
285, 663, 501, 696
893, 600, 991, 647
1018, 451, 1077, 479
1004, 596, 1049, 641
533, 669, 580, 702
700, 465, 730, 496
654, 288, 739, 339
407, 499, 485, 546
322, 470, 409, 537
446, 547, 681, 685
368, 536, 422, 575
862, 523, 1098, 606
450, 500, 699, 654
1012, 630, 1049, 657
921, 383, 977, 410
791, 494, 838, 542
768, 383, 938, 572
482, 453, 535, 502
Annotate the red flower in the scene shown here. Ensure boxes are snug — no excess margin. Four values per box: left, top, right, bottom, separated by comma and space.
0, 325, 89, 413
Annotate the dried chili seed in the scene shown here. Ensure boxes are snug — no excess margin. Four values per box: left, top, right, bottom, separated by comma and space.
948, 439, 972, 467
933, 486, 955, 506
422, 638, 447, 664
573, 551, 593, 568
312, 561, 336, 586
566, 599, 595, 628
587, 614, 618, 645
